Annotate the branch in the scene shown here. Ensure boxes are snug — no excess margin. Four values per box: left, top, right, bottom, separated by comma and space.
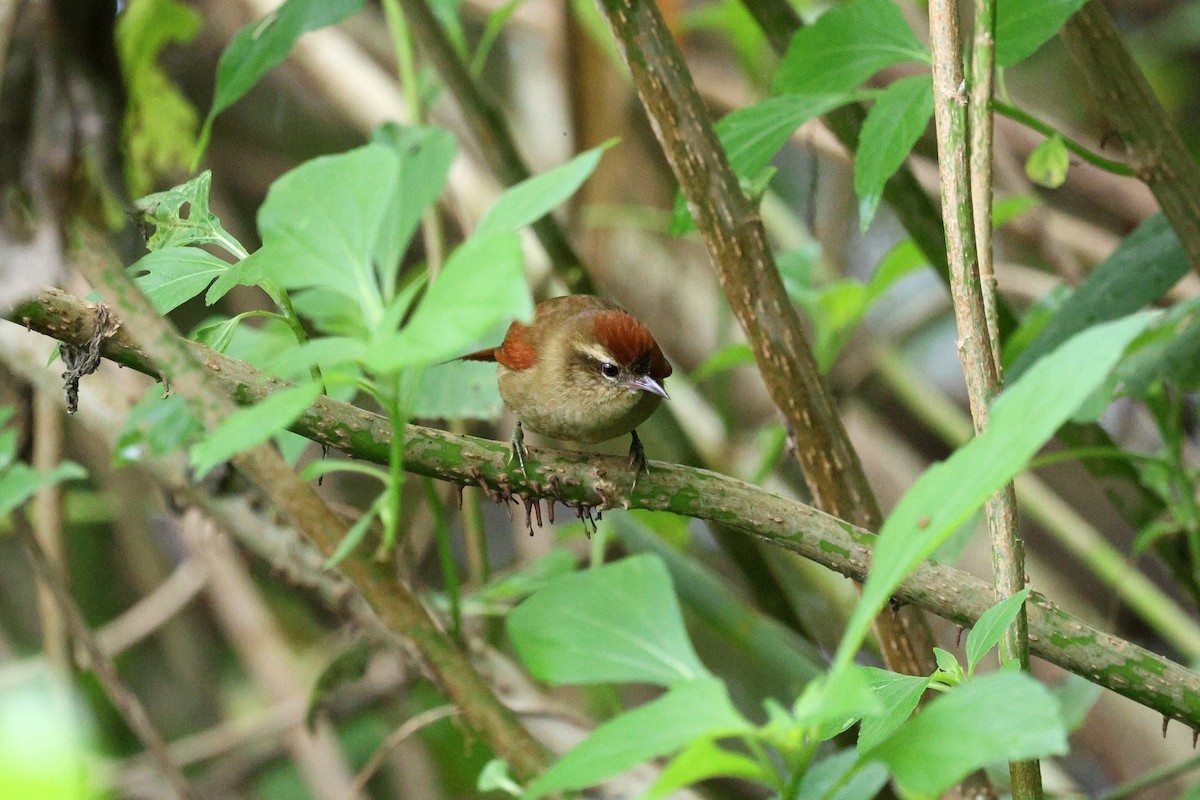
19, 276, 551, 786
11, 289, 1200, 730
592, 0, 939, 677
931, 0, 1041, 793
1061, 2, 1200, 278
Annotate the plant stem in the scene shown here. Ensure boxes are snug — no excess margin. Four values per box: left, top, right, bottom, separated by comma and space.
424, 477, 463, 642
993, 101, 1135, 176
931, 0, 1041, 793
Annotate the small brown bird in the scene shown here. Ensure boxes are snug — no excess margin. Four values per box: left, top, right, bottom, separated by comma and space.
460, 295, 672, 487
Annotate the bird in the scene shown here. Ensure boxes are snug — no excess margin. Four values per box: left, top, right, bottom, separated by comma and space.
458, 295, 672, 492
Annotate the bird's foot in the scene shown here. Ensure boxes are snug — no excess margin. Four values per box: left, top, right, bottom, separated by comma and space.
628, 430, 649, 498
508, 422, 530, 479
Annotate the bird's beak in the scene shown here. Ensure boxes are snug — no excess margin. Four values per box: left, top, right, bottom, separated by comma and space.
623, 373, 669, 400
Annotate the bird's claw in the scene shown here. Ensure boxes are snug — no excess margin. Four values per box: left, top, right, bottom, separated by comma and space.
509, 421, 530, 479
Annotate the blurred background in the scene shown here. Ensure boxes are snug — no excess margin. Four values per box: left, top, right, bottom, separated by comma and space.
2, 0, 1200, 796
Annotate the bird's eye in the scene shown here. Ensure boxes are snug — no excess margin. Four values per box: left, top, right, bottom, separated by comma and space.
600, 362, 620, 379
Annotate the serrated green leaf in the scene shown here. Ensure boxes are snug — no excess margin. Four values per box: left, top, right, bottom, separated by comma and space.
855, 75, 934, 231
189, 382, 321, 479
522, 678, 750, 799
135, 171, 244, 254
1008, 214, 1188, 379
129, 247, 230, 314
212, 144, 397, 322
867, 671, 1067, 796
1025, 134, 1069, 188
933, 647, 964, 684
856, 668, 932, 753
834, 312, 1154, 673
996, 0, 1088, 67
772, 0, 928, 96
366, 232, 530, 372
965, 587, 1032, 674
508, 554, 710, 686
476, 139, 616, 237
197, 0, 364, 160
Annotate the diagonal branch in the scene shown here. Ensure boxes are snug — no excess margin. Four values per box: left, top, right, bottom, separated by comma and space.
1062, 2, 1200, 279
591, 0, 938, 678
10, 288, 1200, 729
29, 266, 551, 785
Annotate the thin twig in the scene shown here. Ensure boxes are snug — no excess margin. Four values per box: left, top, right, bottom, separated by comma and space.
13, 511, 203, 800
993, 101, 1135, 177
931, 0, 1041, 793
32, 388, 69, 668
343, 706, 459, 800
94, 560, 208, 658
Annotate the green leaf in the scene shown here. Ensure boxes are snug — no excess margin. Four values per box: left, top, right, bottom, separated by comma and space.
0, 462, 87, 519
507, 554, 710, 687
192, 312, 262, 354
371, 124, 457, 300
1050, 673, 1102, 733
129, 247, 230, 314
783, 668, 880, 747
114, 389, 202, 465
644, 738, 766, 800
965, 586, 1032, 675
213, 143, 398, 322
135, 171, 244, 255
1025, 134, 1069, 188
522, 678, 751, 799
189, 382, 321, 479
197, 0, 364, 159
996, 0, 1088, 67
476, 139, 616, 237
772, 0, 928, 96
365, 232, 531, 372
410, 360, 503, 419
833, 312, 1154, 673
1008, 214, 1188, 380
115, 0, 200, 196
867, 671, 1068, 796
856, 668, 932, 753
932, 647, 964, 684
690, 343, 754, 381
477, 759, 523, 796
325, 499, 381, 567
673, 95, 852, 234
855, 76, 934, 231
796, 750, 888, 800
